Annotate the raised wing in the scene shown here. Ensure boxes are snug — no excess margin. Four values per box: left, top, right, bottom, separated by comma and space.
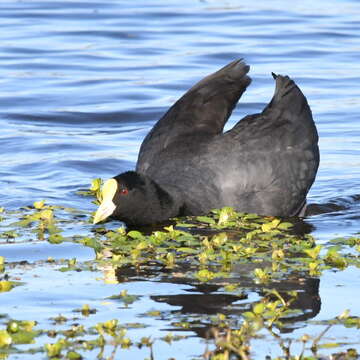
220, 73, 319, 216
136, 59, 251, 173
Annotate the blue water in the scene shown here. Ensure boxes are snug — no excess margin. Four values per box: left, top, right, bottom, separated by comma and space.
1, 0, 360, 358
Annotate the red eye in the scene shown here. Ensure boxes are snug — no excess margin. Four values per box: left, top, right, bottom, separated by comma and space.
121, 188, 128, 195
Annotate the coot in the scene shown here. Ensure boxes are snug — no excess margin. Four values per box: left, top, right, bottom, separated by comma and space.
93, 59, 319, 225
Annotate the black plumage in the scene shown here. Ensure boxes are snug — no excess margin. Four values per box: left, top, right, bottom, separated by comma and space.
94, 59, 319, 226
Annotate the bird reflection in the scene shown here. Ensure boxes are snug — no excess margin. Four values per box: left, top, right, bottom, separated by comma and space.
115, 263, 320, 337
110, 204, 328, 339
151, 276, 320, 337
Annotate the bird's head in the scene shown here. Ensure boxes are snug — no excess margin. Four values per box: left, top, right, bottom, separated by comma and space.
93, 171, 147, 225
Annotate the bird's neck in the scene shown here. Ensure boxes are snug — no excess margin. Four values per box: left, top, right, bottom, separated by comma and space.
131, 174, 184, 226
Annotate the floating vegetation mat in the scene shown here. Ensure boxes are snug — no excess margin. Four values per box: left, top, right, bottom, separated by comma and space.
0, 182, 359, 359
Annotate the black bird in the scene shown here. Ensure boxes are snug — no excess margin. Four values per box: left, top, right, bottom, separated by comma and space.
93, 59, 319, 226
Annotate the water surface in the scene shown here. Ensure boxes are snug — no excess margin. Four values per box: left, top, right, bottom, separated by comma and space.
0, 0, 360, 358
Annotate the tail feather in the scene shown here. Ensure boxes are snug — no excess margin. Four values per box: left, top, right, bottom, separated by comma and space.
266, 73, 309, 117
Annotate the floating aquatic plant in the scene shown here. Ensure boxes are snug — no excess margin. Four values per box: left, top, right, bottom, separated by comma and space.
0, 182, 360, 358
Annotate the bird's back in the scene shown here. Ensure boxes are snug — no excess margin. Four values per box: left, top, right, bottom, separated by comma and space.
137, 62, 319, 217
198, 73, 319, 216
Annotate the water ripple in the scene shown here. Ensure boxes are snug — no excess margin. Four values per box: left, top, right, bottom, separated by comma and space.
0, 0, 359, 237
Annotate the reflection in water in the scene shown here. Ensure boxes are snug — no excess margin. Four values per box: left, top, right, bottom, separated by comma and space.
261, 277, 320, 333
115, 264, 321, 337
307, 194, 360, 216
112, 208, 322, 338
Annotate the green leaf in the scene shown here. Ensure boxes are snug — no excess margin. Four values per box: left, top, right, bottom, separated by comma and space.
261, 218, 281, 232
90, 178, 103, 202
196, 216, 216, 224
177, 247, 198, 254
318, 342, 340, 348
66, 351, 83, 360
80, 237, 103, 252
33, 200, 46, 209
242, 311, 256, 320
11, 330, 38, 345
90, 178, 102, 192
277, 222, 293, 230
0, 281, 13, 292
1, 230, 19, 239
212, 233, 228, 247
127, 230, 144, 240
40, 209, 53, 222
7, 321, 19, 333
145, 310, 161, 317
253, 268, 270, 283
217, 207, 236, 225
44, 341, 63, 357
48, 233, 65, 244
0, 330, 12, 348
243, 213, 260, 220
175, 223, 197, 228
195, 269, 217, 282
253, 303, 265, 315
304, 245, 322, 259
338, 309, 350, 320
